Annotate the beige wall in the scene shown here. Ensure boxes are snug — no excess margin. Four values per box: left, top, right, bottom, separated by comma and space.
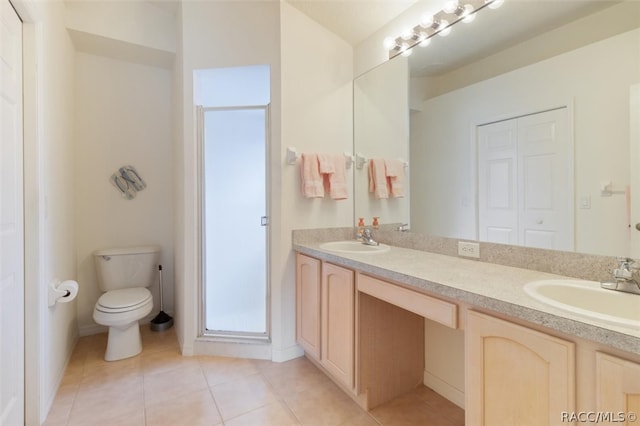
175, 0, 281, 356
278, 1, 354, 360
74, 52, 174, 335
174, 0, 354, 361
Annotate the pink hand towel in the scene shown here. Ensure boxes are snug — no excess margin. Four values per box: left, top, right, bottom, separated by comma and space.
300, 153, 324, 198
368, 158, 389, 199
323, 154, 348, 200
317, 153, 336, 175
385, 159, 405, 198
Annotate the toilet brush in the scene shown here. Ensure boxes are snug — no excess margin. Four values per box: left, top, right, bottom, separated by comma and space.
150, 265, 173, 331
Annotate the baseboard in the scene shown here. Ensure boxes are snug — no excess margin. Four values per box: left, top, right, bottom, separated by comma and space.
271, 343, 304, 363
79, 323, 107, 337
424, 370, 465, 409
193, 338, 272, 360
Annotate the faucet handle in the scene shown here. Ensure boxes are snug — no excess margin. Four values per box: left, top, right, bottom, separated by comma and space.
614, 257, 638, 280
616, 257, 638, 270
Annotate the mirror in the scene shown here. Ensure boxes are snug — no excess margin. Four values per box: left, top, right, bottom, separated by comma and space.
354, 0, 640, 257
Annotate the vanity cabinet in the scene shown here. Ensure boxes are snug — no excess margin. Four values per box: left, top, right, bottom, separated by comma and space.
596, 352, 640, 419
321, 262, 355, 390
466, 310, 576, 426
295, 253, 321, 359
295, 254, 355, 390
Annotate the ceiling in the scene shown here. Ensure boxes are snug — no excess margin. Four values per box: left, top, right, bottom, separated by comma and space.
287, 0, 624, 75
287, 0, 419, 46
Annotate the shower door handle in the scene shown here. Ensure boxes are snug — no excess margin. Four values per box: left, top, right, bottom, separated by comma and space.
261, 216, 269, 226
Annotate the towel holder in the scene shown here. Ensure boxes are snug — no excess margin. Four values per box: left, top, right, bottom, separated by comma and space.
355, 154, 409, 170
287, 147, 354, 169
286, 147, 300, 165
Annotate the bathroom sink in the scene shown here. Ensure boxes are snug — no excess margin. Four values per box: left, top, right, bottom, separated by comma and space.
319, 240, 390, 254
524, 279, 640, 327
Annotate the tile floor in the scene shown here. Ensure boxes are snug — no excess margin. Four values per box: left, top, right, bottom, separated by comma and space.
44, 327, 464, 426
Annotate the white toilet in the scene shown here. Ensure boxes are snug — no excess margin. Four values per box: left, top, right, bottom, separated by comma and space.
93, 245, 160, 361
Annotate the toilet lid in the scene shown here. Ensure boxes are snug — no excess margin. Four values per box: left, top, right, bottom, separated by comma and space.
97, 288, 152, 310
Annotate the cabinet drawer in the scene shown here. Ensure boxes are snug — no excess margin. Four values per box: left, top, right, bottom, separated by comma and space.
357, 273, 457, 328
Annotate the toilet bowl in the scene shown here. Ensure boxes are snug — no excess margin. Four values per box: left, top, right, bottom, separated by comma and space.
92, 246, 160, 361
93, 288, 153, 361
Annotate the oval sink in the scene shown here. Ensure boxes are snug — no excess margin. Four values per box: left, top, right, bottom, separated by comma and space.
319, 240, 390, 254
524, 279, 640, 327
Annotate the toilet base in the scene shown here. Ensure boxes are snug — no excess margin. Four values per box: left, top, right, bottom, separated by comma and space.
105, 322, 142, 361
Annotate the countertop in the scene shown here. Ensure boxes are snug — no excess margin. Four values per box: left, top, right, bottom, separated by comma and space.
294, 241, 640, 354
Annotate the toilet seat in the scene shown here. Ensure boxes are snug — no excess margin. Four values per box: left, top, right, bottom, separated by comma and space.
96, 288, 152, 313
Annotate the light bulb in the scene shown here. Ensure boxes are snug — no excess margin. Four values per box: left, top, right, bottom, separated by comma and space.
401, 28, 414, 40
461, 5, 476, 22
383, 37, 396, 50
462, 12, 476, 23
438, 19, 451, 36
420, 14, 434, 28
400, 43, 412, 57
419, 37, 431, 47
443, 0, 458, 14
487, 0, 504, 9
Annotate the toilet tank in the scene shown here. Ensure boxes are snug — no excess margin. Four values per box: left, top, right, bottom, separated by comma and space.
93, 246, 161, 291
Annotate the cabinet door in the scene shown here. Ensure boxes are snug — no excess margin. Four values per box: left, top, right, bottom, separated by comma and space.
321, 262, 355, 390
466, 310, 575, 426
596, 352, 640, 424
296, 254, 321, 359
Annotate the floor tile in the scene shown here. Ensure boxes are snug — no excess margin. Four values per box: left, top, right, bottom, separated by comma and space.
198, 355, 261, 387
224, 400, 300, 426
284, 380, 366, 426
141, 346, 199, 376
143, 363, 209, 406
145, 388, 222, 426
210, 372, 280, 421
45, 331, 466, 425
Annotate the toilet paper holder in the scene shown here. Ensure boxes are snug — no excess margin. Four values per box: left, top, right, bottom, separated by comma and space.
48, 279, 79, 307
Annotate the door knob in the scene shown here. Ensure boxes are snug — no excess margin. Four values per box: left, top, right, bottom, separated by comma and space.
635, 223, 640, 231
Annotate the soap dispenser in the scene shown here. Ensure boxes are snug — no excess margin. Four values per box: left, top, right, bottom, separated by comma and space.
357, 218, 365, 240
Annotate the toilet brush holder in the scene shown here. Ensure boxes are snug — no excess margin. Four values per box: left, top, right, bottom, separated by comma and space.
151, 265, 173, 332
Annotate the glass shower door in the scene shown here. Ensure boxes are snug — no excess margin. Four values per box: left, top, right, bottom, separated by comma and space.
201, 106, 268, 337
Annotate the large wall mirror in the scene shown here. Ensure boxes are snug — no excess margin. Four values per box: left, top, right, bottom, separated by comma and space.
354, 0, 640, 258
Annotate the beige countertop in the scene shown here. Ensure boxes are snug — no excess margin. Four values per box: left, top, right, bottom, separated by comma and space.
294, 241, 640, 354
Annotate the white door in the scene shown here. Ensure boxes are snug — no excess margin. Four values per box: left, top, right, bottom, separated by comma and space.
0, 1, 24, 424
518, 109, 573, 250
478, 108, 573, 250
201, 106, 269, 337
478, 119, 518, 244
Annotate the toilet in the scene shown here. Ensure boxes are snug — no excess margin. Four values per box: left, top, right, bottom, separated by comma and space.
93, 245, 160, 361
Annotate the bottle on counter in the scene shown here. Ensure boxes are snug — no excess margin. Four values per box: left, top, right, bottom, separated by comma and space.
357, 218, 365, 240
372, 217, 380, 229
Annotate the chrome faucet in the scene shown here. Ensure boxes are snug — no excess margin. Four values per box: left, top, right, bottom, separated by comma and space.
601, 257, 640, 295
396, 223, 410, 232
361, 227, 379, 246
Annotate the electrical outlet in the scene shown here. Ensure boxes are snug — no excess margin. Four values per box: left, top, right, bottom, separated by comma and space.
458, 241, 480, 258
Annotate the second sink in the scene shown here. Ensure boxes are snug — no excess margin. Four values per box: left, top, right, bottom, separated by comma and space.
524, 279, 640, 327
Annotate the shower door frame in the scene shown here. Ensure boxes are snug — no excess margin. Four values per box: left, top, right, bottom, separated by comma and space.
196, 104, 271, 342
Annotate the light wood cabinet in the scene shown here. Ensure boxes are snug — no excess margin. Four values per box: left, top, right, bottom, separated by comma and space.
466, 310, 575, 426
596, 352, 640, 425
321, 262, 355, 390
295, 253, 321, 359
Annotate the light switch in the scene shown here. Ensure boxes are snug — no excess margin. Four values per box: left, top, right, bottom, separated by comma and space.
580, 196, 591, 209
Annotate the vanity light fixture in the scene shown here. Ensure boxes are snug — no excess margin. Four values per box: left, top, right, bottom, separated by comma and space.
385, 0, 504, 59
